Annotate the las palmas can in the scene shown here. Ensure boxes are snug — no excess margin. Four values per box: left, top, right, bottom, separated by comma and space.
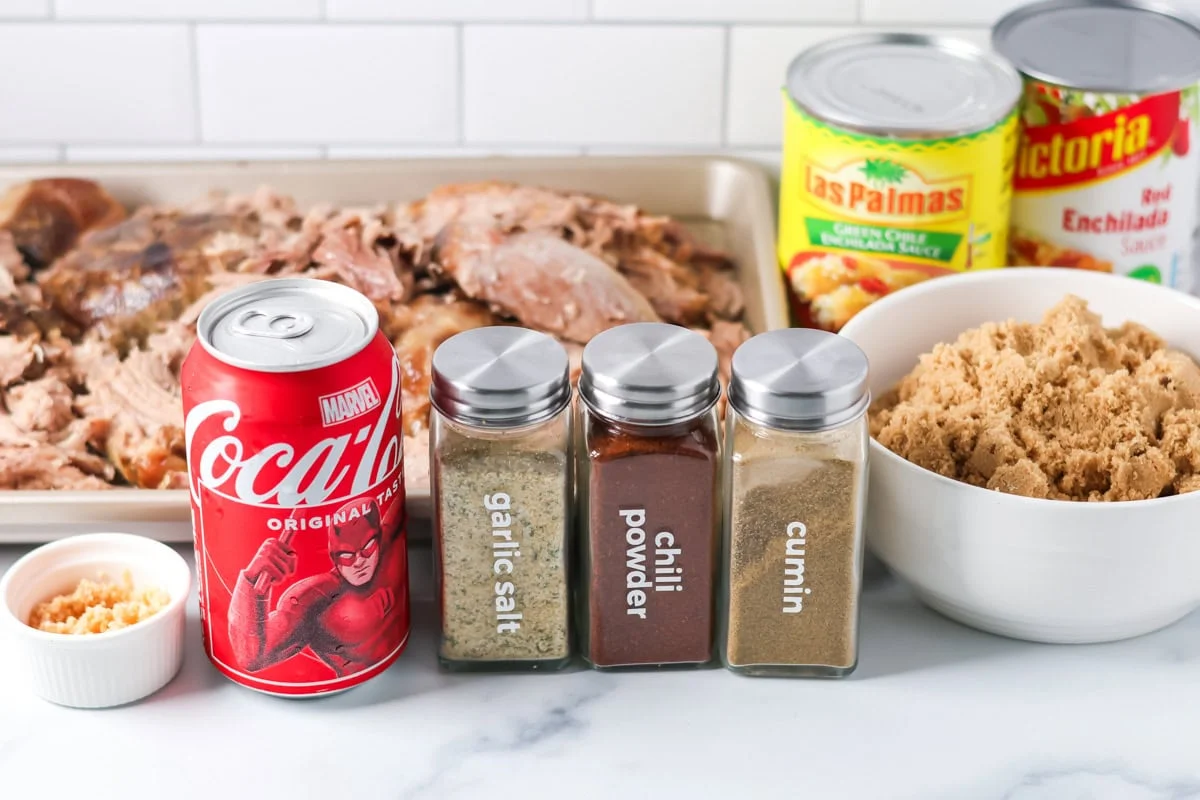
778, 33, 1022, 332
182, 278, 410, 696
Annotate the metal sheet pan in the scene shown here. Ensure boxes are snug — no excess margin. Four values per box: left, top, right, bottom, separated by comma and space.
0, 156, 786, 543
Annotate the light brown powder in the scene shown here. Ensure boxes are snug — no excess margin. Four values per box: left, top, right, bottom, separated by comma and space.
726, 457, 862, 670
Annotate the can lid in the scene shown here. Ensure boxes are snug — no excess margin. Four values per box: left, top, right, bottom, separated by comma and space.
993, 0, 1200, 93
729, 329, 869, 431
198, 278, 379, 373
430, 326, 571, 428
579, 323, 720, 426
786, 33, 1023, 137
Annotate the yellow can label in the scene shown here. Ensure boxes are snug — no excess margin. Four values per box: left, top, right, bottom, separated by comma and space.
779, 93, 1019, 331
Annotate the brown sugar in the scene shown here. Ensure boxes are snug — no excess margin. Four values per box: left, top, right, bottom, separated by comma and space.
870, 295, 1200, 502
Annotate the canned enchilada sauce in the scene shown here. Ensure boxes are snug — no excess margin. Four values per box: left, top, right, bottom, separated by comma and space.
778, 34, 1022, 332
995, 0, 1200, 292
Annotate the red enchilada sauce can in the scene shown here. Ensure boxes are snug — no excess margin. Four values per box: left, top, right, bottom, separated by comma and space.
181, 278, 409, 696
994, 0, 1200, 291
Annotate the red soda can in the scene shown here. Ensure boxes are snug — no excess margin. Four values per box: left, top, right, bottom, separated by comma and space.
182, 278, 410, 696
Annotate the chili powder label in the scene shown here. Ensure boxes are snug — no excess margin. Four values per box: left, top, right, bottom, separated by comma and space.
587, 453, 716, 667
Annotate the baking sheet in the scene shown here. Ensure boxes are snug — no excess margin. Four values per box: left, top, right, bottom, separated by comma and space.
0, 156, 786, 543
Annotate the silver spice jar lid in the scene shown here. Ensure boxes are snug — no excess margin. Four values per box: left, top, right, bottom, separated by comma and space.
579, 322, 720, 426
729, 329, 869, 431
431, 326, 571, 428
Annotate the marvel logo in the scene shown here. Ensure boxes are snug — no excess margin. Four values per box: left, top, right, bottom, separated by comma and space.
319, 378, 382, 427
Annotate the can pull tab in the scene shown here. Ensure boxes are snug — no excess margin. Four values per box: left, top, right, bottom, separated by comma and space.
230, 308, 315, 340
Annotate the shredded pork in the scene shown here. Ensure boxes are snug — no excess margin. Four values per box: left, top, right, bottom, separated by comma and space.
0, 178, 751, 494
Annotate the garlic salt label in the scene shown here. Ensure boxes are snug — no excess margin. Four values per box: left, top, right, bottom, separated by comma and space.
486, 493, 524, 635
435, 449, 571, 666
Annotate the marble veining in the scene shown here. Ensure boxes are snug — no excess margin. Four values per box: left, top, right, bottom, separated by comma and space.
993, 765, 1200, 800
401, 679, 615, 800
2, 542, 1199, 800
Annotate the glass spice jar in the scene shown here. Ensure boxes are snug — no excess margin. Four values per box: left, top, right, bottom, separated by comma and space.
722, 328, 870, 678
577, 322, 722, 670
430, 326, 573, 672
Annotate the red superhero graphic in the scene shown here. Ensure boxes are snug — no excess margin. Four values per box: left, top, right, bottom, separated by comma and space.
228, 497, 408, 677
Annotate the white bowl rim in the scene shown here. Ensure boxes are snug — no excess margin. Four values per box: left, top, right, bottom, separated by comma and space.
0, 532, 191, 645
842, 266, 1200, 511
840, 266, 1200, 329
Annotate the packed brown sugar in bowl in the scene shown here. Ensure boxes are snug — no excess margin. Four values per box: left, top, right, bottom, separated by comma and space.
870, 295, 1200, 501
578, 323, 722, 669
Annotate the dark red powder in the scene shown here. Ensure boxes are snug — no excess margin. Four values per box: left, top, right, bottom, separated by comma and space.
583, 415, 720, 668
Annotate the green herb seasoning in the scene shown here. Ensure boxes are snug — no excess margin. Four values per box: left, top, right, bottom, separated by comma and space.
430, 326, 573, 672
437, 445, 570, 663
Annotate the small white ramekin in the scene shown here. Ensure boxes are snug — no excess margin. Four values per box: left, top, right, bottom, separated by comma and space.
0, 533, 192, 708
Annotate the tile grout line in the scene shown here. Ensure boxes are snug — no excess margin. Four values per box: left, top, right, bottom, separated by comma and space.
7, 140, 787, 150
46, 0, 54, 19
456, 23, 466, 145
187, 23, 202, 144
0, 18, 988, 26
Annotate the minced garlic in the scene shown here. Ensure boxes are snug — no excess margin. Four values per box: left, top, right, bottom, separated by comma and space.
27, 572, 170, 634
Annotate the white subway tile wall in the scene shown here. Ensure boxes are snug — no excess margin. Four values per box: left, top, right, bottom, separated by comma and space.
464, 25, 724, 146
0, 0, 48, 17
0, 0, 1188, 168
195, 25, 458, 144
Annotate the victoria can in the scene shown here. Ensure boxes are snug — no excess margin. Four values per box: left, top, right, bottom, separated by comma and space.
995, 0, 1200, 292
182, 278, 409, 697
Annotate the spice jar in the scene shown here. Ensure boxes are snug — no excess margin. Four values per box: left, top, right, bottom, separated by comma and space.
430, 326, 573, 672
723, 328, 870, 678
578, 322, 722, 670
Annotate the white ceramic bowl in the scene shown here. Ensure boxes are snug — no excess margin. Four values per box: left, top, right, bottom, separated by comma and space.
0, 533, 191, 708
840, 268, 1200, 643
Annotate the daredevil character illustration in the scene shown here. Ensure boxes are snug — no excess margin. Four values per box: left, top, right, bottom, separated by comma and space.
228, 497, 408, 677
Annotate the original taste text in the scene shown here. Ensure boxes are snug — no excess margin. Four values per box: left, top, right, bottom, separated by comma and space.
265, 476, 402, 532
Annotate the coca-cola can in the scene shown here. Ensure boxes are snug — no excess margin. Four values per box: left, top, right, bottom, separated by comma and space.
182, 278, 410, 697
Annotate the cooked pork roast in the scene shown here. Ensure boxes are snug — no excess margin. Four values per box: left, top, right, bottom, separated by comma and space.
0, 177, 751, 493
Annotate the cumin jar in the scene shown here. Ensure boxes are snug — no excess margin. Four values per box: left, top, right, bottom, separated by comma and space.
723, 329, 870, 678
577, 322, 722, 670
430, 326, 573, 672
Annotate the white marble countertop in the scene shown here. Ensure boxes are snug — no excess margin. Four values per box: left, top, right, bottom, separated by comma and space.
3, 531, 1199, 800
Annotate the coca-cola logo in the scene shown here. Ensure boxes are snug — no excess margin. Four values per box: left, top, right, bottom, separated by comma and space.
185, 357, 403, 507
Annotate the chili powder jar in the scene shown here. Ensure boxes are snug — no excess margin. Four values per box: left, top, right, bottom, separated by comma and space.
430, 326, 573, 672
577, 322, 722, 670
723, 329, 870, 678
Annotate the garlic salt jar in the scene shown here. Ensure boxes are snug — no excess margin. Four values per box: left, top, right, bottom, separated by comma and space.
722, 329, 870, 678
429, 326, 573, 672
